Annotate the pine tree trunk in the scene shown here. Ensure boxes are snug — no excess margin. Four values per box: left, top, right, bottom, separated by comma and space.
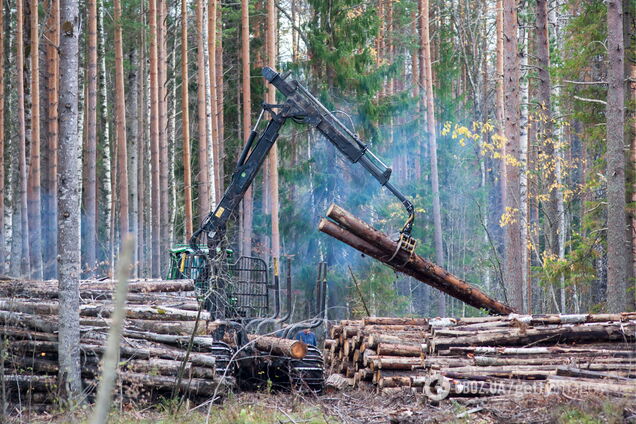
158, 0, 169, 266
0, 0, 4, 274
215, 4, 224, 187
267, 0, 280, 263
630, 32, 636, 310
16, 0, 31, 277
181, 0, 193, 241
127, 47, 139, 275
85, 0, 97, 277
113, 0, 129, 239
44, 0, 59, 279
606, 0, 627, 313
535, 0, 559, 264
519, 17, 529, 313
27, 0, 43, 280
58, 0, 82, 400
149, 0, 161, 276
240, 0, 252, 256
137, 13, 147, 275
502, 0, 523, 312
195, 0, 210, 226
419, 0, 445, 316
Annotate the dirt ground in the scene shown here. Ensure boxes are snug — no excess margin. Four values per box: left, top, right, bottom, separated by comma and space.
14, 390, 636, 423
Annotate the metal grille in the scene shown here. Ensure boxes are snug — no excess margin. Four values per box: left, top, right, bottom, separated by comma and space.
225, 256, 270, 320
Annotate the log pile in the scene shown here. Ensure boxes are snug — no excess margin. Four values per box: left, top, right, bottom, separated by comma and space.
319, 204, 514, 315
324, 313, 636, 398
0, 279, 303, 407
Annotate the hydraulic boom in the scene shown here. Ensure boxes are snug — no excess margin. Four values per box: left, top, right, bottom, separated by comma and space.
191, 67, 416, 258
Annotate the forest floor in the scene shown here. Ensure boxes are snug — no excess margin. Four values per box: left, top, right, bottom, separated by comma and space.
20, 390, 636, 424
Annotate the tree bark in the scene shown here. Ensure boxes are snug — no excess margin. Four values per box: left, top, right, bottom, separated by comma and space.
85, 0, 97, 277
97, 0, 112, 275
158, 0, 170, 267
208, 0, 220, 204
181, 0, 193, 241
16, 0, 31, 277
127, 47, 139, 275
58, 0, 83, 400
419, 0, 445, 315
215, 4, 224, 188
0, 0, 4, 275
149, 0, 161, 276
195, 0, 210, 226
113, 0, 129, 239
502, 0, 523, 311
535, 0, 559, 305
267, 0, 280, 266
606, 0, 627, 313
27, 0, 42, 280
240, 0, 253, 256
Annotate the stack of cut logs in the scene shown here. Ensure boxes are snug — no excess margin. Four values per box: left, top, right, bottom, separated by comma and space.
324, 313, 636, 397
0, 278, 303, 408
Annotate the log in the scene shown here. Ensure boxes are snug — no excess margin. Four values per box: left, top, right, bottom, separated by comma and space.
546, 375, 636, 396
378, 376, 412, 388
447, 345, 636, 356
320, 205, 514, 315
431, 323, 636, 352
366, 333, 426, 349
555, 366, 634, 381
376, 343, 424, 357
248, 335, 307, 359
370, 356, 424, 370
363, 317, 429, 326
325, 373, 352, 393
123, 358, 217, 379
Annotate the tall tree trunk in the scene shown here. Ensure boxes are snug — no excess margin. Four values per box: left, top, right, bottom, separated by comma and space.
419, 0, 445, 315
113, 0, 129, 238
208, 0, 220, 203
240, 0, 252, 256
267, 0, 280, 264
519, 17, 529, 313
182, 0, 193, 240
502, 0, 523, 311
216, 3, 224, 188
138, 10, 147, 274
169, 34, 178, 247
45, 0, 59, 279
85, 0, 97, 276
195, 0, 210, 226
16, 0, 30, 277
0, 0, 4, 274
98, 0, 112, 274
535, 0, 559, 269
27, 0, 43, 280
58, 0, 82, 400
606, 0, 627, 313
158, 0, 169, 267
127, 47, 139, 274
149, 0, 161, 276
630, 21, 636, 310
202, 2, 215, 210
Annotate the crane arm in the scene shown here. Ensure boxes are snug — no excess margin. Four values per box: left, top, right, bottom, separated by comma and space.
191, 68, 416, 258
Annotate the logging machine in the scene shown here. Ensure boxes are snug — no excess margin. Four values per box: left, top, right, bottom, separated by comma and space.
167, 67, 416, 393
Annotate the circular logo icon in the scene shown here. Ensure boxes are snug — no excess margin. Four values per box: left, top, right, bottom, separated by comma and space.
423, 374, 451, 401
